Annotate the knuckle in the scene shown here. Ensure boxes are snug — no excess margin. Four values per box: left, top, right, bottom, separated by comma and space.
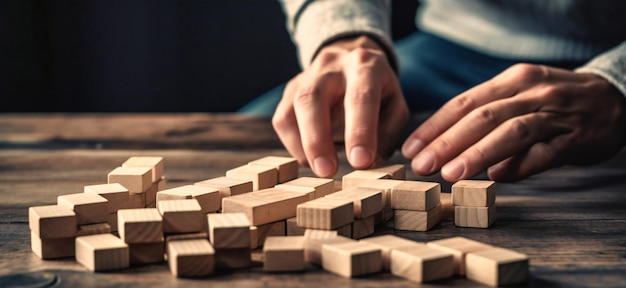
433, 136, 453, 151
473, 106, 499, 127
313, 50, 339, 69
507, 118, 531, 139
534, 142, 556, 163
450, 94, 477, 115
293, 86, 321, 107
347, 47, 384, 66
506, 63, 547, 82
271, 111, 292, 132
472, 144, 489, 161
346, 88, 378, 105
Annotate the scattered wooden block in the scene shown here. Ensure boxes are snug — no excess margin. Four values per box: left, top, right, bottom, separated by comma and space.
57, 193, 108, 225
322, 241, 382, 278
390, 181, 440, 211
207, 213, 250, 249
440, 192, 454, 221
117, 208, 163, 243
195, 176, 253, 198
451, 180, 496, 207
351, 215, 376, 240
303, 229, 353, 265
263, 236, 306, 272
360, 234, 425, 270
221, 188, 309, 226
84, 183, 129, 213
369, 164, 406, 179
394, 204, 442, 232
226, 164, 278, 190
326, 187, 383, 219
107, 213, 118, 232
166, 232, 209, 246
286, 217, 306, 236
427, 236, 493, 275
122, 192, 146, 209
158, 199, 203, 234
29, 205, 77, 239
279, 177, 335, 198
249, 156, 299, 183
75, 234, 129, 271
167, 239, 215, 278
250, 220, 286, 249
145, 180, 159, 208
76, 223, 112, 237
390, 245, 454, 283
342, 170, 391, 190
108, 166, 152, 193
122, 156, 164, 183
30, 231, 75, 259
129, 241, 165, 265
214, 248, 252, 269
275, 184, 316, 200
357, 179, 404, 208
455, 204, 496, 228
296, 197, 354, 230
157, 185, 221, 214
465, 247, 529, 286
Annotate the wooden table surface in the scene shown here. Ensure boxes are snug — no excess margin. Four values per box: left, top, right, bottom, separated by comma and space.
1, 113, 626, 287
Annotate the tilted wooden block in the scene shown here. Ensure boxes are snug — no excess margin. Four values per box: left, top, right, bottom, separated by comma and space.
30, 231, 75, 259
351, 215, 376, 239
157, 185, 221, 214
369, 164, 406, 180
129, 241, 165, 265
303, 229, 353, 265
286, 217, 306, 236
75, 234, 129, 271
195, 176, 253, 198
357, 179, 404, 208
465, 247, 529, 286
342, 170, 391, 190
221, 188, 309, 226
108, 166, 152, 193
84, 183, 129, 213
249, 156, 299, 183
280, 177, 335, 199
226, 164, 278, 191
394, 204, 442, 232
29, 205, 77, 239
455, 204, 496, 228
440, 192, 454, 221
167, 239, 215, 278
214, 248, 252, 269
451, 180, 496, 207
263, 236, 306, 272
117, 208, 163, 243
122, 156, 164, 183
57, 193, 108, 225
296, 197, 354, 230
360, 234, 425, 270
275, 184, 316, 200
250, 220, 286, 249
390, 245, 454, 283
76, 223, 112, 237
322, 241, 382, 278
207, 213, 250, 249
326, 187, 383, 219
158, 199, 203, 234
390, 181, 440, 211
427, 236, 493, 275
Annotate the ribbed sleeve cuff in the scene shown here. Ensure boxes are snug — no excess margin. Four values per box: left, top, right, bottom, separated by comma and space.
576, 41, 626, 97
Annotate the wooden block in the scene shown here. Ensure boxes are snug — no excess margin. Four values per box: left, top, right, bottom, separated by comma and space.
390, 245, 454, 283
84, 183, 129, 213
121, 192, 146, 209
360, 235, 424, 270
275, 184, 316, 200
166, 232, 209, 246
326, 187, 383, 219
29, 205, 77, 239
357, 179, 404, 208
427, 236, 493, 275
351, 215, 376, 239
157, 185, 221, 214
304, 229, 354, 265
76, 223, 112, 237
194, 176, 253, 197
108, 166, 152, 193
321, 241, 381, 278
466, 247, 529, 286
158, 199, 203, 234
394, 204, 442, 232
122, 156, 164, 183
455, 204, 496, 228
145, 180, 159, 208
107, 213, 118, 232
57, 193, 108, 225
383, 207, 394, 223
221, 188, 309, 226
440, 192, 454, 221
263, 236, 306, 272
167, 239, 215, 277
117, 208, 163, 243
214, 248, 252, 269
129, 241, 164, 265
279, 177, 335, 198
250, 220, 286, 249
207, 213, 250, 249
337, 223, 352, 238
296, 197, 354, 230
342, 170, 390, 190
30, 231, 74, 259
451, 180, 496, 207
369, 164, 406, 179
226, 164, 278, 190
390, 181, 440, 211
75, 234, 129, 271
158, 176, 167, 190
286, 217, 306, 236
249, 156, 299, 183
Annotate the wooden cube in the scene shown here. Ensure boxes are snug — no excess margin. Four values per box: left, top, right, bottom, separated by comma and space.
107, 213, 118, 232
167, 239, 215, 277
465, 247, 529, 286
440, 192, 454, 221
57, 193, 108, 225
221, 188, 309, 226
250, 220, 286, 249
351, 215, 376, 239
360, 234, 424, 270
390, 245, 454, 283
76, 223, 112, 237
122, 156, 164, 183
30, 231, 75, 259
249, 156, 299, 183
357, 179, 404, 208
342, 170, 390, 190
117, 208, 163, 243
296, 197, 354, 230
226, 164, 278, 190
369, 164, 406, 179
455, 204, 496, 228
214, 248, 252, 269
279, 177, 335, 199
158, 199, 203, 234
390, 181, 440, 211
275, 184, 316, 200
451, 180, 496, 207
207, 213, 250, 249
108, 166, 152, 193
322, 241, 381, 278
394, 204, 442, 232
263, 236, 306, 272
286, 217, 306, 236
75, 234, 129, 271
84, 183, 129, 213
157, 185, 221, 214
326, 187, 383, 219
194, 176, 253, 198
129, 241, 165, 265
427, 236, 493, 275
29, 205, 77, 239
303, 229, 353, 265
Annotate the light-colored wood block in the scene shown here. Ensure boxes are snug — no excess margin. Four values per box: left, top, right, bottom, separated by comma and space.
215, 248, 252, 269
29, 205, 77, 239
166, 232, 209, 246
357, 179, 404, 208
303, 229, 352, 264
394, 204, 442, 232
122, 156, 164, 183
250, 220, 286, 249
129, 241, 164, 265
226, 164, 278, 191
351, 215, 376, 239
465, 247, 529, 286
451, 180, 496, 207
75, 234, 129, 271
296, 197, 354, 230
30, 231, 74, 259
121, 192, 146, 209
145, 180, 159, 208
57, 193, 108, 225
275, 184, 316, 200
84, 183, 129, 213
369, 164, 406, 179
440, 192, 454, 221
158, 199, 203, 234
108, 166, 152, 193
322, 241, 382, 278
117, 208, 163, 243
279, 177, 335, 198
157, 185, 221, 214
221, 188, 310, 226
249, 156, 299, 183
427, 236, 493, 275
286, 217, 306, 236
76, 223, 112, 237
455, 204, 496, 228
263, 236, 306, 271
342, 170, 391, 190
158, 176, 167, 190
390, 181, 440, 211
194, 176, 253, 197
167, 239, 215, 277
390, 245, 454, 283
326, 187, 383, 219
207, 213, 250, 249
360, 235, 424, 270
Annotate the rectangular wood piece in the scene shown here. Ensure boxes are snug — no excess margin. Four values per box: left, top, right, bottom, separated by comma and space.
57, 193, 108, 225
321, 241, 382, 278
84, 183, 129, 213
75, 234, 129, 271
451, 180, 496, 207
108, 166, 152, 193
360, 234, 424, 270
207, 213, 250, 249
117, 208, 163, 243
465, 247, 529, 286
296, 197, 354, 230
263, 236, 306, 272
249, 156, 299, 183
195, 176, 253, 198
390, 181, 440, 211
455, 204, 496, 228
167, 239, 215, 277
342, 170, 391, 190
157, 185, 221, 214
427, 236, 493, 275
280, 177, 335, 198
122, 156, 164, 183
30, 231, 75, 259
226, 164, 278, 191
29, 205, 77, 239
221, 188, 310, 226
390, 245, 454, 283
158, 199, 204, 234
394, 204, 442, 232
325, 187, 383, 219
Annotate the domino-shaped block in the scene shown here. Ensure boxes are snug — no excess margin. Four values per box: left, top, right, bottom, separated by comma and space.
75, 234, 129, 271
342, 170, 390, 190
207, 213, 250, 249
326, 187, 383, 219
455, 204, 496, 228
122, 156, 164, 183
129, 241, 165, 265
322, 241, 382, 278
360, 235, 424, 270
394, 204, 442, 232
226, 164, 278, 191
214, 248, 252, 269
57, 193, 108, 225
465, 247, 529, 286
390, 245, 454, 283
369, 164, 406, 180
30, 231, 75, 259
76, 223, 112, 237
249, 156, 299, 183
280, 177, 335, 198
274, 184, 316, 200
390, 181, 440, 211
158, 199, 203, 234
195, 176, 252, 198
157, 185, 221, 214
351, 215, 375, 240
250, 220, 286, 249
117, 208, 163, 243
263, 236, 306, 272
167, 239, 215, 278
303, 229, 353, 265
108, 166, 152, 193
286, 217, 306, 236
427, 236, 492, 275
29, 205, 77, 239
221, 188, 309, 226
296, 197, 354, 230
440, 192, 454, 221
357, 179, 404, 208
84, 183, 129, 213
452, 180, 496, 207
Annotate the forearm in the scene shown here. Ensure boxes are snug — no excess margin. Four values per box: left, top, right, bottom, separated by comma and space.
576, 41, 626, 97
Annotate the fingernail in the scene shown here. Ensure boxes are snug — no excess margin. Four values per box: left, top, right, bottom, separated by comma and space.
413, 151, 435, 174
442, 160, 465, 180
313, 156, 335, 177
402, 139, 425, 158
349, 145, 372, 168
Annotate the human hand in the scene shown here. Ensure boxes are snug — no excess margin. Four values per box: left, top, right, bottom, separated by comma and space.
273, 36, 409, 177
402, 64, 626, 182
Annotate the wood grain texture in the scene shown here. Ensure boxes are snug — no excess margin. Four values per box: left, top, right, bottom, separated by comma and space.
322, 241, 382, 278
166, 239, 215, 277
303, 230, 352, 265
274, 184, 316, 200
263, 236, 305, 272
427, 236, 492, 275
194, 176, 253, 198
455, 204, 496, 228
390, 245, 454, 283
360, 234, 424, 270
357, 179, 404, 209
76, 223, 112, 237
394, 204, 442, 232
390, 181, 440, 211
122, 156, 164, 183
75, 234, 129, 271
30, 231, 75, 259
250, 220, 286, 249
280, 177, 335, 198
466, 247, 529, 286
286, 217, 306, 236
326, 187, 383, 219
57, 193, 108, 225
28, 205, 77, 239
351, 215, 375, 239
342, 170, 391, 190
108, 166, 152, 193
221, 188, 310, 226
117, 208, 163, 243
452, 180, 496, 207
439, 192, 454, 221
129, 241, 165, 265
207, 213, 250, 249
226, 164, 278, 191
369, 164, 406, 180
84, 183, 129, 213
296, 197, 354, 230
157, 185, 221, 214
158, 199, 203, 234
249, 156, 299, 184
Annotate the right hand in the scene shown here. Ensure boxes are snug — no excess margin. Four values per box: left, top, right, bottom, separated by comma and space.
272, 35, 409, 177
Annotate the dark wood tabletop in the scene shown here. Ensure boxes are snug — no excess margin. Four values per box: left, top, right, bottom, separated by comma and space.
1, 113, 625, 287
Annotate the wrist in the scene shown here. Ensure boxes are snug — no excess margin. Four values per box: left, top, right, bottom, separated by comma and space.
313, 34, 398, 73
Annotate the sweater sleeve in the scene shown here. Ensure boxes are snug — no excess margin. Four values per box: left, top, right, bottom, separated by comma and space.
279, 0, 396, 71
576, 41, 626, 97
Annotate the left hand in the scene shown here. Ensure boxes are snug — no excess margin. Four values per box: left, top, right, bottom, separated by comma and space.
401, 63, 626, 182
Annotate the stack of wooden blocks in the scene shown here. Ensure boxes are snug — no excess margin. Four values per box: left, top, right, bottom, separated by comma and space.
452, 180, 496, 228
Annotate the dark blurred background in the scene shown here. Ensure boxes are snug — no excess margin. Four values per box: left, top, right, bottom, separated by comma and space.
0, 0, 417, 112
